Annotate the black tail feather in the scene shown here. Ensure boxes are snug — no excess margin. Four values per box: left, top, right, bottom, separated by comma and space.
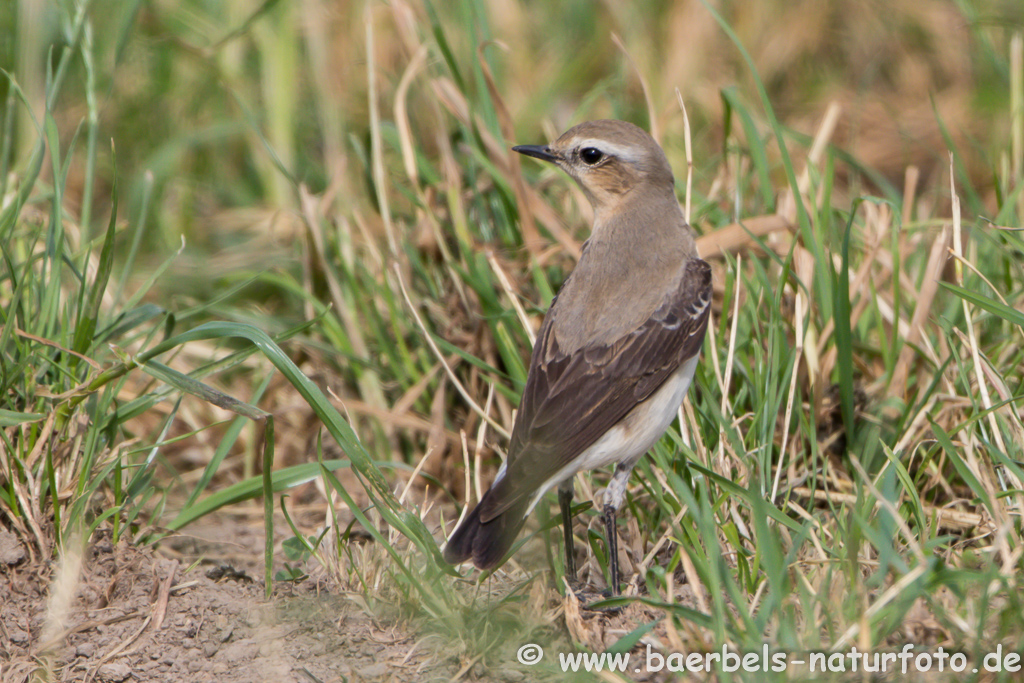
443, 490, 530, 570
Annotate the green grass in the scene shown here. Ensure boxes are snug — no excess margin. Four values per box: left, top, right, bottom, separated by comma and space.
3, 0, 1024, 680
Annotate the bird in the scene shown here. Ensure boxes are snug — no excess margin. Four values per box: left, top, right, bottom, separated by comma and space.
442, 119, 712, 595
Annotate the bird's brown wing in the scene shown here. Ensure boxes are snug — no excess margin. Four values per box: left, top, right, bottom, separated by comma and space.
479, 257, 712, 523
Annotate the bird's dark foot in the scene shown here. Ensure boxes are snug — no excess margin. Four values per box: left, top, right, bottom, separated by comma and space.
589, 573, 643, 612
562, 573, 586, 595
562, 579, 614, 611
587, 581, 625, 613
585, 594, 624, 614
566, 582, 625, 613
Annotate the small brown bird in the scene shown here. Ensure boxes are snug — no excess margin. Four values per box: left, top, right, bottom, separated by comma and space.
443, 120, 712, 594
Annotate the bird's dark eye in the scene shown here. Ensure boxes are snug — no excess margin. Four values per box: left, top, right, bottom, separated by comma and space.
580, 147, 604, 165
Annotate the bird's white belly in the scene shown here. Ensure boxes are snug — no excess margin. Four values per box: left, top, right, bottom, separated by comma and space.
522, 354, 699, 516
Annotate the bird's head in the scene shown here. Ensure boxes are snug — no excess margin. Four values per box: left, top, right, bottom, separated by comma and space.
513, 119, 676, 216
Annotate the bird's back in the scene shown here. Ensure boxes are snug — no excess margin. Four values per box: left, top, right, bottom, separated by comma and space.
548, 194, 697, 353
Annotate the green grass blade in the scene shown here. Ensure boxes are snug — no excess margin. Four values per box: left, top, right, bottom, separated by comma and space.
72, 151, 117, 361
166, 459, 351, 531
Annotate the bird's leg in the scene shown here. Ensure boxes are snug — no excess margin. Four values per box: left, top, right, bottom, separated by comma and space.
603, 461, 635, 596
558, 480, 576, 582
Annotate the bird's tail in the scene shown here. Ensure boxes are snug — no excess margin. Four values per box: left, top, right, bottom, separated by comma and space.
442, 490, 530, 570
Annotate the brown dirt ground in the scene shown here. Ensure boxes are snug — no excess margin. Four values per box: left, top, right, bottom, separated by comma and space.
0, 514, 474, 683
1, 504, 716, 683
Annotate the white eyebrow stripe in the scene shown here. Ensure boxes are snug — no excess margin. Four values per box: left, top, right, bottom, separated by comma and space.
574, 138, 640, 163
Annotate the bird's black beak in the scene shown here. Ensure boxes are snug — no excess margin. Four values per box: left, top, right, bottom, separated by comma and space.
512, 145, 559, 163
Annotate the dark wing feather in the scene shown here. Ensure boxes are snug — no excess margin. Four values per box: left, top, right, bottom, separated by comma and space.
479, 257, 712, 522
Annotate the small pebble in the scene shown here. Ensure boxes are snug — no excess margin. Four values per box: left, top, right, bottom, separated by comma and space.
0, 529, 26, 565
355, 662, 389, 679
97, 662, 131, 682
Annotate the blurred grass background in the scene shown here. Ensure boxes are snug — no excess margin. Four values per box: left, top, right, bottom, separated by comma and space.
3, 0, 1024, 679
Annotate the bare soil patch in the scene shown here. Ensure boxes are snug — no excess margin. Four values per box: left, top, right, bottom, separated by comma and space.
3, 507, 717, 683
0, 518, 469, 683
